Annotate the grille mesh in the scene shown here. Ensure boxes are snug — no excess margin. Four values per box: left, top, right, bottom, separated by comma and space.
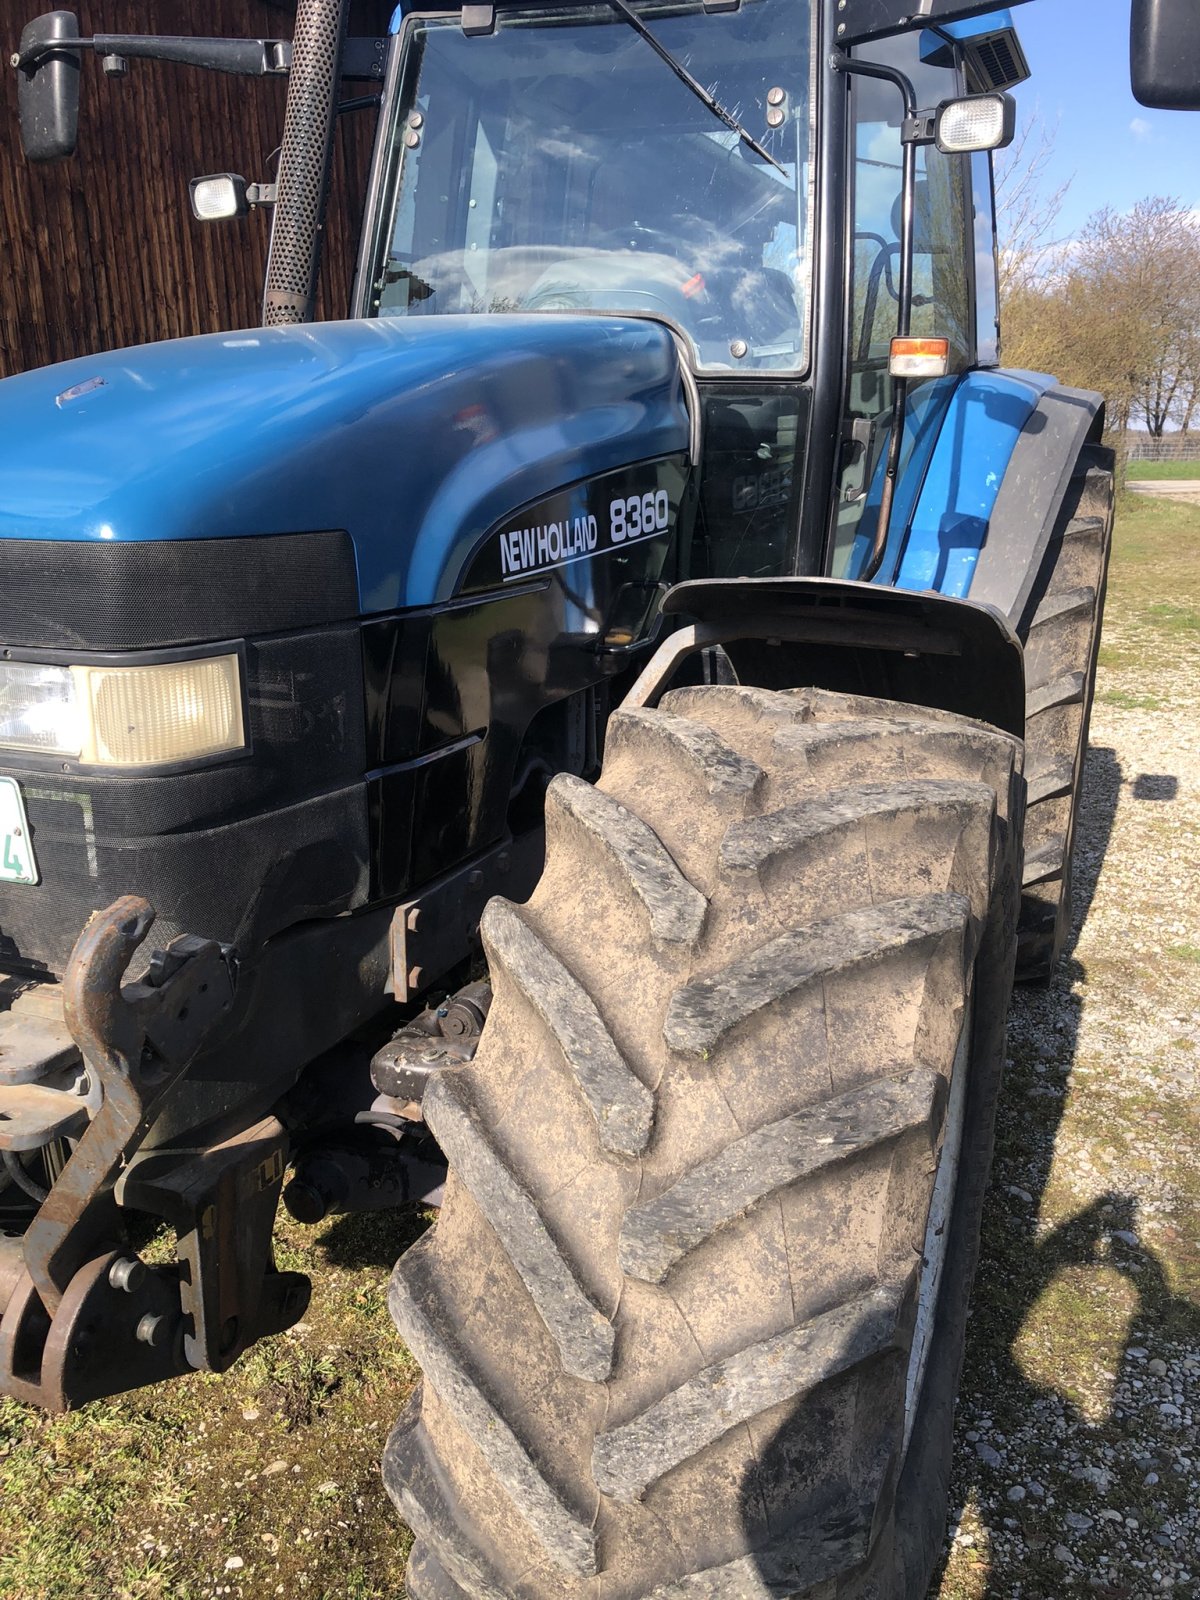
263, 0, 347, 326
0, 532, 358, 650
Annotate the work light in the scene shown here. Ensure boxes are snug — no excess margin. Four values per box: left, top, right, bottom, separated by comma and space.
189, 173, 250, 221
935, 93, 1016, 154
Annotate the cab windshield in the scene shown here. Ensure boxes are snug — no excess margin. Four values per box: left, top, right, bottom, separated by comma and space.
363, 0, 814, 373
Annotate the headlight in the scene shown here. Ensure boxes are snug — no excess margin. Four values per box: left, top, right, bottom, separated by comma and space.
0, 653, 245, 768
0, 662, 83, 755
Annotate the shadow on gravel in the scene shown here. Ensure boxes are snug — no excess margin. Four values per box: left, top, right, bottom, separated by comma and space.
931, 744, 1200, 1597
940, 1194, 1200, 1599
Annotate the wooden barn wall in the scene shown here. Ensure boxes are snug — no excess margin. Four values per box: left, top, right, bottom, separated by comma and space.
0, 0, 390, 377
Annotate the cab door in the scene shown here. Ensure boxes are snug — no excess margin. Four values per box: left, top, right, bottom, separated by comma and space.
829, 31, 977, 583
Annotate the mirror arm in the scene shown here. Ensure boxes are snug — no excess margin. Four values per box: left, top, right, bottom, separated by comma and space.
12, 35, 386, 82
13, 35, 288, 76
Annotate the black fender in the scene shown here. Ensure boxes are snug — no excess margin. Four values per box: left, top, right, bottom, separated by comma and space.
624, 577, 1026, 739
970, 384, 1106, 629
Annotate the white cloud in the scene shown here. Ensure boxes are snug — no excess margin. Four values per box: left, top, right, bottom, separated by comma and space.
1130, 117, 1152, 139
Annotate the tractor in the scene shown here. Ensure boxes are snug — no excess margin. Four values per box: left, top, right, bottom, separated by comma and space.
0, 0, 1193, 1594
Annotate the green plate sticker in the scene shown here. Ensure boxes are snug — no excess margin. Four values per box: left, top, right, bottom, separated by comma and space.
0, 776, 39, 885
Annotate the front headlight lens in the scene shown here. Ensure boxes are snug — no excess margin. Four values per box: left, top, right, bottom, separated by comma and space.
0, 662, 83, 755
76, 654, 245, 766
0, 653, 245, 767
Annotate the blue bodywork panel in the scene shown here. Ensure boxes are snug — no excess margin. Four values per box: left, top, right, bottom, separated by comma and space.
0, 317, 690, 612
847, 375, 960, 586
923, 8, 1017, 46
851, 367, 1056, 599
895, 369, 1056, 596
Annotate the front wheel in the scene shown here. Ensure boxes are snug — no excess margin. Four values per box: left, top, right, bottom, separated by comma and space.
384, 686, 1022, 1598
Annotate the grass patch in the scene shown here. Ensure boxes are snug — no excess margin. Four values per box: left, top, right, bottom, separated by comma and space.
1098, 690, 1163, 710
1012, 1265, 1139, 1423
0, 1207, 429, 1600
1109, 493, 1200, 613
1167, 943, 1200, 964
1096, 643, 1130, 670
1146, 601, 1200, 633
1125, 458, 1200, 480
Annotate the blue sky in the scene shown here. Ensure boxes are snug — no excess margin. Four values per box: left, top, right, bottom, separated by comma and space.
1009, 0, 1200, 238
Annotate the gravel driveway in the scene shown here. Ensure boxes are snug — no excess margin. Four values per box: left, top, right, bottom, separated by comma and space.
935, 512, 1200, 1600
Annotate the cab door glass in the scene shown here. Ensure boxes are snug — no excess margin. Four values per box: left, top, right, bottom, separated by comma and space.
831, 32, 973, 580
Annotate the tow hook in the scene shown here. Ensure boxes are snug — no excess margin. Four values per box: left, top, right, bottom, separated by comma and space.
0, 897, 307, 1409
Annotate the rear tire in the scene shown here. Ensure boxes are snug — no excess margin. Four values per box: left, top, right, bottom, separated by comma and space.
1015, 442, 1114, 982
384, 686, 1022, 1598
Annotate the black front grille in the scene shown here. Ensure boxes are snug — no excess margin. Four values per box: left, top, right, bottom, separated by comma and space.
0, 530, 358, 650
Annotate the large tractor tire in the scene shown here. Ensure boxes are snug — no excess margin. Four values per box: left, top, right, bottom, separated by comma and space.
1015, 442, 1115, 982
384, 685, 1022, 1599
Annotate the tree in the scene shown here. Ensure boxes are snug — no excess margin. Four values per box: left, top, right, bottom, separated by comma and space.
994, 115, 1072, 301
1001, 196, 1200, 441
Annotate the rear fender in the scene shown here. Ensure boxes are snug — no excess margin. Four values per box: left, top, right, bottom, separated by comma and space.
623, 577, 1025, 739
968, 385, 1106, 629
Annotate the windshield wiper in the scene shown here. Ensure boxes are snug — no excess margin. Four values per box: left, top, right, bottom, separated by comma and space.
604, 0, 788, 176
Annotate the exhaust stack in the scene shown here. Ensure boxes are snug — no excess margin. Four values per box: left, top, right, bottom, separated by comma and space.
261, 0, 347, 326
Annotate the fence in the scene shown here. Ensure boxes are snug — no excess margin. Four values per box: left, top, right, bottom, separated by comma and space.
1125, 435, 1200, 462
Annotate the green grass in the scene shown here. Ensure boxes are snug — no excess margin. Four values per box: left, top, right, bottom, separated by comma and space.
1125, 457, 1200, 479
1146, 601, 1200, 633
0, 1208, 428, 1600
1098, 689, 1163, 710
1108, 491, 1200, 614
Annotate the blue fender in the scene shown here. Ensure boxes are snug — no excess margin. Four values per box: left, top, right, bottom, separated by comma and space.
850, 367, 1060, 599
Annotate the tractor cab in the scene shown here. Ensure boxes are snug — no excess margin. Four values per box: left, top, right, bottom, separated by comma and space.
354, 0, 1023, 589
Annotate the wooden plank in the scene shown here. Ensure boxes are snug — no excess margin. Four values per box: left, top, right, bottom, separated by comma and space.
0, 0, 390, 375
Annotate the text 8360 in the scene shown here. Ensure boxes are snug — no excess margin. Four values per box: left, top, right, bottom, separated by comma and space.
609, 490, 671, 543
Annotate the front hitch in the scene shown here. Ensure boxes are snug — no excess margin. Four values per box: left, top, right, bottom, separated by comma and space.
0, 896, 309, 1409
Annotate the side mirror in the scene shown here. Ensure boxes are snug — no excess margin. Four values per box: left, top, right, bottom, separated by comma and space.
15, 11, 82, 162
1131, 0, 1200, 110
934, 91, 1016, 154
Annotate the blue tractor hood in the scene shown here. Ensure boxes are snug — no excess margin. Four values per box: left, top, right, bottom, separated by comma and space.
0, 316, 690, 611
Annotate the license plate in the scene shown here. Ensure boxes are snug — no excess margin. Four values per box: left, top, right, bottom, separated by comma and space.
0, 777, 38, 885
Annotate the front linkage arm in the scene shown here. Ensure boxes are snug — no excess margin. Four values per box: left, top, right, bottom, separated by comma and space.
0, 897, 308, 1410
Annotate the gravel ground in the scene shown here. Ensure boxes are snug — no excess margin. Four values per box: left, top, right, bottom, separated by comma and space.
935, 507, 1200, 1600
1126, 483, 1200, 504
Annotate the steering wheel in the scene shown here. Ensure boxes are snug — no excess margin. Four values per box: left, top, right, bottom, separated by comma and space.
519, 229, 708, 315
